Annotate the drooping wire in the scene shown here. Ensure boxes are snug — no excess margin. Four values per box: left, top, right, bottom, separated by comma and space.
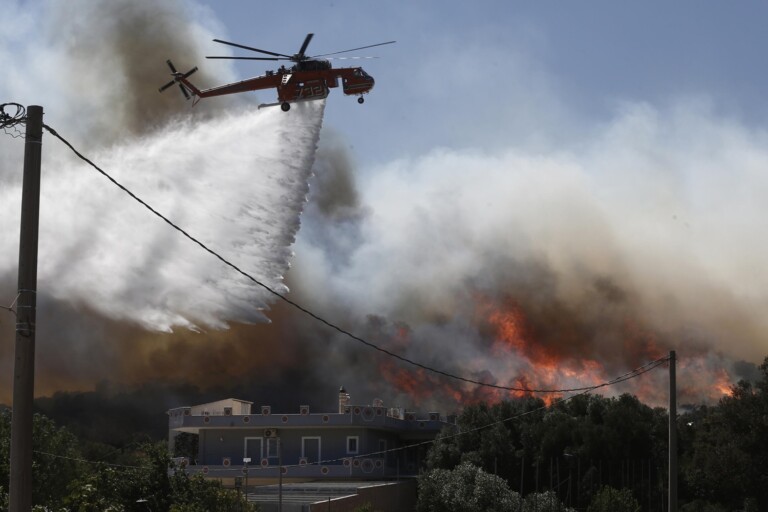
191, 355, 671, 474
33, 450, 146, 471
0, 293, 20, 316
42, 123, 667, 394
299, 356, 670, 469
0, 103, 26, 138
35, 356, 669, 476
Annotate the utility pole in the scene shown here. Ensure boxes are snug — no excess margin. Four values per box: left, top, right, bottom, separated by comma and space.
278, 437, 283, 512
669, 350, 677, 512
243, 457, 250, 506
10, 104, 43, 512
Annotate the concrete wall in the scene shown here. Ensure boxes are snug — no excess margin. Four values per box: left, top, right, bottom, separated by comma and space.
199, 427, 401, 467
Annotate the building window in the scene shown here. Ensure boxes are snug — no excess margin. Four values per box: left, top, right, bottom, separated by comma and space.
347, 436, 359, 455
302, 436, 322, 464
266, 437, 279, 458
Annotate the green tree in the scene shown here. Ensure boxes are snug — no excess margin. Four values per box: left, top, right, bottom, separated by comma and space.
1, 411, 256, 511
424, 394, 667, 509
425, 397, 546, 484
679, 499, 728, 512
680, 357, 768, 510
172, 432, 198, 461
352, 503, 379, 512
587, 486, 640, 512
417, 462, 522, 512
522, 491, 576, 512
64, 467, 128, 512
0, 410, 7, 499
169, 471, 259, 512
0, 409, 85, 508
62, 442, 259, 511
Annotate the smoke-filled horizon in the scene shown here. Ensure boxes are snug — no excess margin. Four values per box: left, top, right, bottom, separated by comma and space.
291, 101, 768, 410
2, 0, 767, 416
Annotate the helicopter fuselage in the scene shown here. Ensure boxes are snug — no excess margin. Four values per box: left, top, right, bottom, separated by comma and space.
161, 33, 392, 110
177, 64, 375, 106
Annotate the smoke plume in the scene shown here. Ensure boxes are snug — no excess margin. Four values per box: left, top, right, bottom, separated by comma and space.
286, 100, 768, 410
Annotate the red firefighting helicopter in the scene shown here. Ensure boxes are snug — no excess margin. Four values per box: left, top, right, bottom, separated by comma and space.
159, 33, 394, 111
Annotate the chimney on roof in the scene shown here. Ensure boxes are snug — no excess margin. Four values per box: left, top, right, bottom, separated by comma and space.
339, 386, 350, 414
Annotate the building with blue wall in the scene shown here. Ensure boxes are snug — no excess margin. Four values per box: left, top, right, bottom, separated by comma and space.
167, 387, 454, 482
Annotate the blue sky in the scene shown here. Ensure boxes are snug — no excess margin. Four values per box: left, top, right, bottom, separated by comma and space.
196, 1, 768, 166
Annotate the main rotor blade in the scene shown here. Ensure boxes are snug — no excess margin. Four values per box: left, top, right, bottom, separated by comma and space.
159, 80, 176, 92
212, 38, 291, 58
297, 33, 314, 58
312, 40, 396, 58
178, 84, 190, 100
206, 56, 283, 61
325, 56, 380, 60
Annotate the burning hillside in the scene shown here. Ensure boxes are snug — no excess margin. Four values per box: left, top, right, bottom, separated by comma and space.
1, 0, 765, 418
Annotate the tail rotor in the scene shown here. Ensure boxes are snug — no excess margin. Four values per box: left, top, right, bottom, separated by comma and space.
159, 60, 198, 100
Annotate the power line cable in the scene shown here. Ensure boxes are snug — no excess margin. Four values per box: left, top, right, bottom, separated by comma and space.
27, 356, 667, 476
0, 293, 19, 316
0, 102, 26, 137
306, 356, 669, 468
5, 113, 673, 499
41, 122, 668, 395
33, 450, 146, 471
194, 355, 670, 474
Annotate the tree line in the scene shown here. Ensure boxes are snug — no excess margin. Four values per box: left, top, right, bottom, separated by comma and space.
0, 409, 258, 511
416, 356, 768, 511
2, 357, 766, 511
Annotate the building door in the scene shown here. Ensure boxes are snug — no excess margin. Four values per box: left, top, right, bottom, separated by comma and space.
302, 437, 321, 464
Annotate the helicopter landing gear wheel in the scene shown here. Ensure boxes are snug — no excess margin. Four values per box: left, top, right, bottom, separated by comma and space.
357, 96, 365, 104
281, 102, 291, 112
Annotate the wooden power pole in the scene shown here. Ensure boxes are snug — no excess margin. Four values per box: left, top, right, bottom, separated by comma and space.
9, 104, 43, 512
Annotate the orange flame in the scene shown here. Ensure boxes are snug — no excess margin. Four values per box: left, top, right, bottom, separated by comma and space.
482, 298, 606, 397
377, 295, 736, 409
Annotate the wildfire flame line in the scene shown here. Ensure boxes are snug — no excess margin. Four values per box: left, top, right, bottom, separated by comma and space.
33, 354, 670, 476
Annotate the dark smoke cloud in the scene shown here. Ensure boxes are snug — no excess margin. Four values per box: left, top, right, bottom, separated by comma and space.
280, 103, 768, 411
46, 0, 246, 144
311, 130, 363, 219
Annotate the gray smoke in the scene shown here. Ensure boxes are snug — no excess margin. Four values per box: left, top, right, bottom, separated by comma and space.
284, 101, 768, 410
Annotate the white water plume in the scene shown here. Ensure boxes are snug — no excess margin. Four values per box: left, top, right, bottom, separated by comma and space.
1, 101, 325, 331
